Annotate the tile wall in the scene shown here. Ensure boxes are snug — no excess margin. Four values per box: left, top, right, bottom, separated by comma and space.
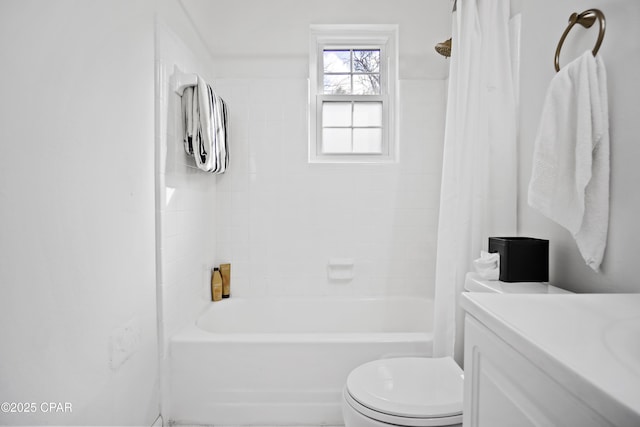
211, 78, 446, 298
156, 18, 218, 346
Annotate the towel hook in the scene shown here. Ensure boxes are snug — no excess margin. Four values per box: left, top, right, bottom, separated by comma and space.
172, 66, 198, 95
554, 9, 606, 72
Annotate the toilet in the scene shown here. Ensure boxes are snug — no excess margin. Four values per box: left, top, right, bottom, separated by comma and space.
342, 272, 571, 427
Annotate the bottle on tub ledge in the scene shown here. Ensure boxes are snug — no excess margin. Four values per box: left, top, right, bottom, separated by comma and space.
211, 267, 223, 301
220, 263, 231, 298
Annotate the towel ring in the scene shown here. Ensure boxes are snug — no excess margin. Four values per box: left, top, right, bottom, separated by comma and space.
554, 9, 606, 72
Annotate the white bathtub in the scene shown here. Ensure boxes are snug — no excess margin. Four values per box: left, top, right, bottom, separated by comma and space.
169, 296, 433, 426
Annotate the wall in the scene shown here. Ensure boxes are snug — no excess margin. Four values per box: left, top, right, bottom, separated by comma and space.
0, 0, 159, 425
211, 79, 445, 298
153, 2, 219, 419
181, 0, 451, 299
183, 0, 452, 80
518, 0, 640, 293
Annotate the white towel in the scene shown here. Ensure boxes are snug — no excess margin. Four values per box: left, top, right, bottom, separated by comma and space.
211, 88, 228, 173
181, 76, 229, 174
528, 50, 609, 271
195, 77, 215, 172
181, 86, 195, 155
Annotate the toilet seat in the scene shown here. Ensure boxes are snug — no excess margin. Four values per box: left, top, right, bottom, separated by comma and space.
344, 357, 463, 426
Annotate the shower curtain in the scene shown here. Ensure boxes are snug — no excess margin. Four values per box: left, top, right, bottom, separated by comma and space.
433, 0, 520, 363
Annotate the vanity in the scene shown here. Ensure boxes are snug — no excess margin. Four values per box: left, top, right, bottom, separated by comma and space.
461, 293, 640, 427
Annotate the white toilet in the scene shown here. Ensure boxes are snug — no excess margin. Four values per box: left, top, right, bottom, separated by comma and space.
342, 272, 571, 427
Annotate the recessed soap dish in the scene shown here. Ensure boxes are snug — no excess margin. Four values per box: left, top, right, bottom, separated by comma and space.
327, 258, 354, 281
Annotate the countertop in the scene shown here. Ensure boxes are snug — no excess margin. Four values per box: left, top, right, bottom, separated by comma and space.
461, 293, 640, 426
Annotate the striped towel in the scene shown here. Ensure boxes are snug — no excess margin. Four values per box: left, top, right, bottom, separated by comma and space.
182, 76, 228, 173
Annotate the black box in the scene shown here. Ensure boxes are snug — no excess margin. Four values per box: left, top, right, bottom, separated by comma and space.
488, 237, 549, 282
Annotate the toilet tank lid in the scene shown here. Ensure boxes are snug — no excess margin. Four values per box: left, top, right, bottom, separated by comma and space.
464, 272, 572, 294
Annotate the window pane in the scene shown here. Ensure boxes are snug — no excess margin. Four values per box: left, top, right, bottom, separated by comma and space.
323, 74, 351, 94
323, 102, 352, 127
322, 128, 352, 153
323, 50, 351, 73
353, 102, 382, 127
353, 74, 380, 95
353, 128, 382, 153
353, 50, 380, 73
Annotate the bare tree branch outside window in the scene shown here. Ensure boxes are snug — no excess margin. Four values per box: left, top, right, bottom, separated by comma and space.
352, 50, 380, 94
323, 49, 380, 95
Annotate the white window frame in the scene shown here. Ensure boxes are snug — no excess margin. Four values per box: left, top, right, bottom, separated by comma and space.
309, 25, 398, 163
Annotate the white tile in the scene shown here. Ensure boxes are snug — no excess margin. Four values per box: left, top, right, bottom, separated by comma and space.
179, 76, 446, 299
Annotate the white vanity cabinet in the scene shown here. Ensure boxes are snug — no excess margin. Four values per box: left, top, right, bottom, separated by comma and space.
463, 315, 610, 426
460, 293, 640, 427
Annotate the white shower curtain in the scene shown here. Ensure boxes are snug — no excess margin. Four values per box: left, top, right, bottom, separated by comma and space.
433, 0, 520, 363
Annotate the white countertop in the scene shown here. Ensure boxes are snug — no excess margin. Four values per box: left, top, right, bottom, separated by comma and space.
461, 293, 640, 426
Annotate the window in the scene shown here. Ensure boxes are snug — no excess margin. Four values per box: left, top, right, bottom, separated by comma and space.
309, 25, 398, 163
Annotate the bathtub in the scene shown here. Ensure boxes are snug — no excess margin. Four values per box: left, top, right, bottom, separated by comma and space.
169, 296, 433, 426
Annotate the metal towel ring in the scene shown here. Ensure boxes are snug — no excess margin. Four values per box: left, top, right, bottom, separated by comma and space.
554, 9, 606, 72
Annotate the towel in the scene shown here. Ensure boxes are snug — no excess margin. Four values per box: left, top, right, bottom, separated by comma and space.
528, 50, 609, 271
181, 86, 195, 155
473, 251, 500, 280
211, 87, 228, 173
181, 76, 229, 174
